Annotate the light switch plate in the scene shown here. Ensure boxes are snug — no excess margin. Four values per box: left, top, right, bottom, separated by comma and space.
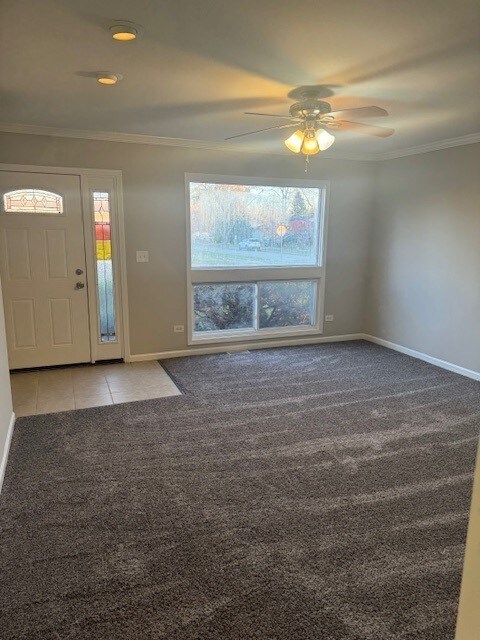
136, 250, 149, 263
325, 314, 334, 322
173, 325, 185, 333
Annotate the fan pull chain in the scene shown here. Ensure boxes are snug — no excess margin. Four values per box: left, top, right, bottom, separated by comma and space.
305, 155, 309, 173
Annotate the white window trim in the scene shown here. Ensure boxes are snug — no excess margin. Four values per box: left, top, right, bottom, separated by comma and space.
185, 173, 329, 346
84, 177, 124, 360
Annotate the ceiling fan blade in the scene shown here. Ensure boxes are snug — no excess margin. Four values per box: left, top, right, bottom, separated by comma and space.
244, 112, 298, 120
324, 106, 388, 120
225, 123, 299, 140
327, 120, 394, 137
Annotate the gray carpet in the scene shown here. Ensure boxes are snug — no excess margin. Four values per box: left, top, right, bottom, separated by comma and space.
0, 340, 479, 639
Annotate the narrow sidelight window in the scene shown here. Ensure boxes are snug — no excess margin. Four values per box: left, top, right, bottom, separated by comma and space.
93, 192, 116, 342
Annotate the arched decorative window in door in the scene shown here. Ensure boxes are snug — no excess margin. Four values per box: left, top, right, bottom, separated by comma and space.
3, 189, 64, 214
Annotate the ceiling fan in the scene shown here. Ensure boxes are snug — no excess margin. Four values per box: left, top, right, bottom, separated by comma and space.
225, 86, 394, 163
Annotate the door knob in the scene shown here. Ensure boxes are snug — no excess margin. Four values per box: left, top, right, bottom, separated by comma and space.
75, 282, 85, 290
75, 268, 84, 275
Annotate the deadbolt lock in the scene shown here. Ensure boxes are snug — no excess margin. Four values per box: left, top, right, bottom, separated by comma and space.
75, 268, 84, 275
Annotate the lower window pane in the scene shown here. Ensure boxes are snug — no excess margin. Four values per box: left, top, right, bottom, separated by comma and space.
259, 280, 316, 329
194, 283, 255, 332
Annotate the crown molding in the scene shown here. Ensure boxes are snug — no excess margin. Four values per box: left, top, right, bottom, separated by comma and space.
0, 122, 253, 151
0, 122, 478, 162
374, 133, 480, 161
0, 122, 370, 161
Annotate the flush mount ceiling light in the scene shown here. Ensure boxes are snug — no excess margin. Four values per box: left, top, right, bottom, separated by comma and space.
225, 85, 394, 170
97, 72, 123, 85
109, 21, 143, 41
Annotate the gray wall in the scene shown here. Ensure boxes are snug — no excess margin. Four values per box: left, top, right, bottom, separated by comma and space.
366, 143, 480, 373
0, 132, 375, 355
1, 133, 477, 372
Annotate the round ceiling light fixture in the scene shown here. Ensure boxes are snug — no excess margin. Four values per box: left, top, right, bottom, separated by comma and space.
97, 72, 123, 85
109, 21, 143, 41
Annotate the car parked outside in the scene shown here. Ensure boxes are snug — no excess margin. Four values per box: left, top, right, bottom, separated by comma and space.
238, 238, 262, 251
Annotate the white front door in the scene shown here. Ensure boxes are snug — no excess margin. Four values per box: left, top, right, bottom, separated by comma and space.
0, 171, 91, 369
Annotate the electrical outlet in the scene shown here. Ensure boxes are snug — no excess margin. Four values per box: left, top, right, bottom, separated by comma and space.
136, 250, 149, 263
173, 325, 184, 333
325, 314, 334, 322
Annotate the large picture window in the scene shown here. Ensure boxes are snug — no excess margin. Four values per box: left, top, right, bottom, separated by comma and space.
190, 182, 322, 268
187, 175, 328, 344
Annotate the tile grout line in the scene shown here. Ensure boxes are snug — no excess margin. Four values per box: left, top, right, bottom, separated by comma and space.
73, 374, 113, 409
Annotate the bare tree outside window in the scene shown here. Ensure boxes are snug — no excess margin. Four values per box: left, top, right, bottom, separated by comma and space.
190, 183, 321, 268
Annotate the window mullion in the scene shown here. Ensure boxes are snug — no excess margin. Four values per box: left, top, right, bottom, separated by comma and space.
191, 267, 323, 284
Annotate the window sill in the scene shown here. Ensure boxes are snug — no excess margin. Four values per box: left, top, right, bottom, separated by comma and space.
189, 324, 323, 346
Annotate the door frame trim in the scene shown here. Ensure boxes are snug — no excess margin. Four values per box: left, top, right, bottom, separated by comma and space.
0, 163, 130, 363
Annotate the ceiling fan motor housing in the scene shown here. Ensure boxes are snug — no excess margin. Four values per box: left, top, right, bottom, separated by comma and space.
289, 100, 332, 120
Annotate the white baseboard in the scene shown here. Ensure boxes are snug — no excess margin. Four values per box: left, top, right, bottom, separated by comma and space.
128, 333, 364, 362
129, 332, 480, 382
0, 411, 15, 495
363, 334, 480, 382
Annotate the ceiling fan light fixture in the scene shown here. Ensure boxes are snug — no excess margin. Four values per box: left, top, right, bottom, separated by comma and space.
315, 128, 335, 150
284, 130, 304, 153
231, 88, 392, 162
301, 131, 320, 155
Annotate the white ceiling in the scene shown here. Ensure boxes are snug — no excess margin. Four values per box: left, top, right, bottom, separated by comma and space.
0, 0, 479, 156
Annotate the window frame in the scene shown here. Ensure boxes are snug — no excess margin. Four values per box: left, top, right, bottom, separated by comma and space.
86, 178, 123, 359
91, 189, 118, 346
185, 174, 329, 345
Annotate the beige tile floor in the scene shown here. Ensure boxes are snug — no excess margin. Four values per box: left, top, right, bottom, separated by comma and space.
10, 361, 181, 417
